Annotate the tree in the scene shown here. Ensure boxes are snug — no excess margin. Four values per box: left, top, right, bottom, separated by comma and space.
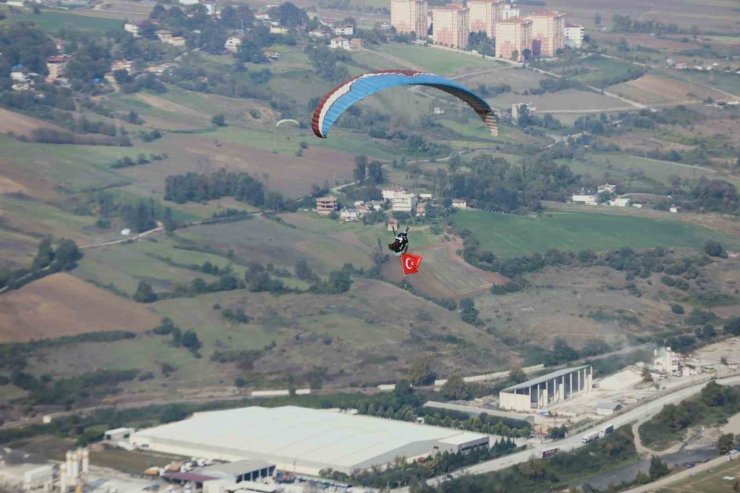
327, 270, 352, 293
594, 13, 602, 26
508, 366, 527, 384
32, 238, 54, 271
670, 303, 685, 315
725, 317, 740, 336
648, 456, 669, 480
212, 114, 226, 126
701, 381, 727, 407
704, 240, 726, 258
460, 298, 480, 325
133, 281, 157, 303
548, 425, 567, 439
295, 259, 316, 281
553, 337, 579, 362
269, 2, 308, 27
53, 239, 82, 270
180, 330, 202, 353
440, 373, 472, 400
642, 366, 653, 383
718, 433, 735, 455
354, 155, 367, 182
408, 355, 436, 386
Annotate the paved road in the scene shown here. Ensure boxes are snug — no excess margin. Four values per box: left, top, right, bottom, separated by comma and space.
622, 454, 738, 493
390, 374, 740, 493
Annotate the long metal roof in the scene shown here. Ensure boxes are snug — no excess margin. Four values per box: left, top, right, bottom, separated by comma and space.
502, 365, 590, 392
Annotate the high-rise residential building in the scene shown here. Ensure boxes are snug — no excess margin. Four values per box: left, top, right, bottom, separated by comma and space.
432, 4, 470, 49
501, 3, 519, 20
564, 23, 584, 49
467, 0, 495, 38
494, 18, 532, 61
527, 10, 565, 57
390, 0, 429, 38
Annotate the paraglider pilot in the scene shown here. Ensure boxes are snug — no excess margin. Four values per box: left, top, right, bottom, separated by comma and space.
388, 226, 409, 256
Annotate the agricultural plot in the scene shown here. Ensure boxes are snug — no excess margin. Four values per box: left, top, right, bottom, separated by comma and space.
493, 88, 633, 113
373, 44, 495, 75
0, 135, 132, 193
1, 11, 124, 32
611, 73, 728, 105
452, 209, 739, 258
0, 194, 100, 242
177, 214, 375, 273
73, 238, 220, 295
0, 273, 159, 342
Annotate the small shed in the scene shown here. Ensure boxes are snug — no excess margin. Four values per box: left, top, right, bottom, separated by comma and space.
596, 402, 621, 416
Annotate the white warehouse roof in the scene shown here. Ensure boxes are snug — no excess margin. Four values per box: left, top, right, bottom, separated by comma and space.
131, 406, 489, 475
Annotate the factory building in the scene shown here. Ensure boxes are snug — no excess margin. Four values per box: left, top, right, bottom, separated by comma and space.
132, 406, 489, 475
499, 365, 592, 411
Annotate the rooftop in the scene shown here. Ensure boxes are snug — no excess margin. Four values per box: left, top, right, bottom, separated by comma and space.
133, 406, 488, 472
197, 460, 273, 476
503, 365, 590, 391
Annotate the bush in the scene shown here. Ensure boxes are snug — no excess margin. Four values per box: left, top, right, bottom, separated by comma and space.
670, 303, 685, 315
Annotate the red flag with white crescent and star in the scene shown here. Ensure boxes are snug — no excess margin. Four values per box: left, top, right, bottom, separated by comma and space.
401, 253, 423, 275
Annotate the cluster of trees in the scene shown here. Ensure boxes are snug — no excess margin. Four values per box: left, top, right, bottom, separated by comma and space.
527, 77, 582, 95
0, 238, 82, 291
353, 155, 384, 185
667, 177, 738, 214
419, 427, 636, 493
221, 308, 251, 324
440, 154, 579, 213
112, 69, 167, 94
151, 318, 202, 356
305, 45, 350, 82
467, 31, 494, 56
639, 381, 740, 449
459, 298, 481, 326
612, 14, 686, 34
211, 349, 265, 371
111, 153, 165, 169
10, 368, 139, 407
106, 197, 175, 233
164, 169, 291, 212
476, 83, 511, 97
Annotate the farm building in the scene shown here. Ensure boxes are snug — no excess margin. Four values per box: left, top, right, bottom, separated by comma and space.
131, 406, 489, 475
499, 365, 593, 411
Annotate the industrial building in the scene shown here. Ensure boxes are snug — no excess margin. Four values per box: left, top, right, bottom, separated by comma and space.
499, 365, 593, 411
132, 406, 489, 475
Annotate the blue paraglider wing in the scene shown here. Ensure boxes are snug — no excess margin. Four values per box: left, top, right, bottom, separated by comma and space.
312, 70, 498, 138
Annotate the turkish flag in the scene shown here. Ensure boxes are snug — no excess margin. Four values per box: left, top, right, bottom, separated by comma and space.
401, 253, 423, 275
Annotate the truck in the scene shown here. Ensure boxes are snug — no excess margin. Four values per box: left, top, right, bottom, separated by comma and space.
541, 448, 559, 459
582, 432, 599, 443
600, 424, 614, 437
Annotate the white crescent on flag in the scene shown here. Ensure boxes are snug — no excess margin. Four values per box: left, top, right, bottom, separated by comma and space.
405, 257, 414, 270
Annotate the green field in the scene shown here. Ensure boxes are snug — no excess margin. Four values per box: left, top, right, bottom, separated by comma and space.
1, 10, 123, 32
659, 459, 740, 493
568, 56, 639, 88
374, 44, 496, 74
452, 209, 739, 257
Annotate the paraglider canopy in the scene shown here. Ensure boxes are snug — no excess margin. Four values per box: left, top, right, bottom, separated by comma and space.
275, 119, 300, 128
312, 70, 498, 139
